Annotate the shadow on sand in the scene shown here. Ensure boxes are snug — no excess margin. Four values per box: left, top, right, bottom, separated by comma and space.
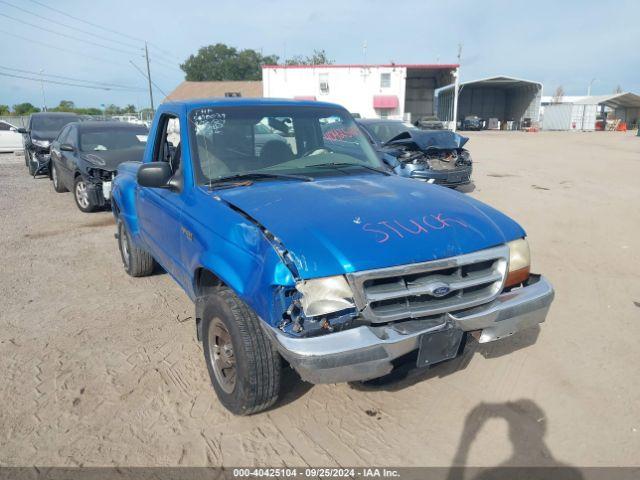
446, 399, 583, 480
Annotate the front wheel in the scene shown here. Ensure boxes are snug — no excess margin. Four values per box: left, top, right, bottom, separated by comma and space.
73, 176, 97, 212
117, 220, 155, 277
51, 163, 67, 193
202, 288, 282, 415
28, 152, 37, 176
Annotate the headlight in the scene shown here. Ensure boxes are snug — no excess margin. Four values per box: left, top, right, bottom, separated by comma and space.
32, 139, 50, 148
296, 275, 355, 317
505, 238, 531, 287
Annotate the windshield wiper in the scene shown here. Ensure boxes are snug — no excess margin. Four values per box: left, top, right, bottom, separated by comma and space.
207, 171, 314, 189
306, 162, 391, 176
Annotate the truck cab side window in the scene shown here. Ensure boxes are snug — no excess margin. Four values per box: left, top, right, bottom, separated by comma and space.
154, 115, 181, 172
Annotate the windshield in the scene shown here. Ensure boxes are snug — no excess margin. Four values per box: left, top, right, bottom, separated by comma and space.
189, 105, 383, 183
31, 116, 76, 132
365, 122, 416, 144
80, 129, 148, 152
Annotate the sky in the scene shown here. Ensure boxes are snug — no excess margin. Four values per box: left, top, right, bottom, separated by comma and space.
1, 0, 639, 110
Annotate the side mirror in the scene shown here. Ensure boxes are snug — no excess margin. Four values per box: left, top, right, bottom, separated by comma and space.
137, 162, 174, 189
17, 128, 27, 134
60, 143, 75, 152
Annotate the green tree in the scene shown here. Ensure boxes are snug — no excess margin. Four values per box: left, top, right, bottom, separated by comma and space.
104, 104, 122, 115
122, 104, 136, 114
52, 100, 76, 112
77, 107, 102, 115
180, 43, 279, 81
0, 104, 10, 115
13, 102, 40, 115
285, 49, 333, 66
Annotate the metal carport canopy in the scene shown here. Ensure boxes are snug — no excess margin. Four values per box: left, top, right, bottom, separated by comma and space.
574, 92, 640, 108
438, 75, 543, 92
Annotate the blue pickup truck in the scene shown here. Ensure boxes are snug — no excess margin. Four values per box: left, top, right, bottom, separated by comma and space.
111, 98, 554, 415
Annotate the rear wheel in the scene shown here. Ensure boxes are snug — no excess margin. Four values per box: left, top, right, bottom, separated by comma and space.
73, 176, 97, 212
117, 220, 154, 277
51, 163, 67, 193
202, 288, 282, 415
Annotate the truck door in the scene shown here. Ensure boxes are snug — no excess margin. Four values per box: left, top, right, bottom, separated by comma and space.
137, 114, 185, 278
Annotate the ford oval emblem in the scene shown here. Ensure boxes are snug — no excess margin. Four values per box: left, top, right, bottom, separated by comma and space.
432, 285, 451, 297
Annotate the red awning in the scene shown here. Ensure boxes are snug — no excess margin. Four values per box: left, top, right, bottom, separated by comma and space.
294, 95, 317, 101
373, 95, 399, 109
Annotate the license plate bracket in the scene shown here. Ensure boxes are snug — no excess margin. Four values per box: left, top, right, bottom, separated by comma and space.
416, 327, 464, 368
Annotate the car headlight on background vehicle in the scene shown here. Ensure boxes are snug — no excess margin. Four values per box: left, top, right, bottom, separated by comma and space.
296, 276, 355, 317
505, 238, 531, 288
32, 139, 50, 148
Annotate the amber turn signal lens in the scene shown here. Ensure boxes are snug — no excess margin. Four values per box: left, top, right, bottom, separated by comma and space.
504, 266, 530, 288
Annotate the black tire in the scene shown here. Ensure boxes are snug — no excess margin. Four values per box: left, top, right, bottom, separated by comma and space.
24, 148, 30, 167
73, 175, 97, 212
28, 152, 37, 176
51, 162, 67, 193
117, 220, 154, 277
202, 288, 281, 415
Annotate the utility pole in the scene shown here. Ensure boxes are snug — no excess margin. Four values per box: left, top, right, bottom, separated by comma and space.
39, 69, 47, 111
144, 41, 155, 113
452, 44, 462, 132
587, 77, 596, 96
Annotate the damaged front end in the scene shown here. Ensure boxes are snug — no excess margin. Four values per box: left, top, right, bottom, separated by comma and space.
82, 153, 117, 206
279, 276, 360, 337
383, 130, 473, 187
83, 166, 114, 207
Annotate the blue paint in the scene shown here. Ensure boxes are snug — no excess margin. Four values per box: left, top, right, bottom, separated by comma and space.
112, 99, 525, 330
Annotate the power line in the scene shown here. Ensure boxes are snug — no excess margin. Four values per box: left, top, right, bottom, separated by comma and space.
27, 0, 143, 43
0, 0, 143, 52
26, 0, 183, 67
0, 71, 144, 91
0, 28, 131, 68
0, 65, 145, 91
0, 12, 144, 57
130, 60, 168, 98
149, 57, 183, 73
148, 42, 183, 64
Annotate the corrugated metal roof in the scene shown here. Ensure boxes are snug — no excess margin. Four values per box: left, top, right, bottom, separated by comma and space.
262, 63, 459, 70
439, 75, 543, 92
164, 81, 262, 102
574, 92, 640, 107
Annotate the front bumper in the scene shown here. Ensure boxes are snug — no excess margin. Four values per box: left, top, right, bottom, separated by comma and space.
408, 165, 472, 187
265, 275, 553, 384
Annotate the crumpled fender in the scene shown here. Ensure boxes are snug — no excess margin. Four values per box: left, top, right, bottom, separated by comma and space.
111, 161, 144, 242
181, 191, 297, 328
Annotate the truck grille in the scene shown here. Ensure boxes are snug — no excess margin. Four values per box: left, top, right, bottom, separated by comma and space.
347, 245, 509, 323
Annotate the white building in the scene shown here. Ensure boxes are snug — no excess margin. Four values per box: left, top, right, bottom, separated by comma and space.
262, 64, 458, 121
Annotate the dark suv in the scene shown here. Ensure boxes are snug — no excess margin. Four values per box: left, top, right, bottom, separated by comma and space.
19, 112, 79, 176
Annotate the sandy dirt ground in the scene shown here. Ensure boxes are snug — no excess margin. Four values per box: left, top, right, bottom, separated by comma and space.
0, 131, 639, 468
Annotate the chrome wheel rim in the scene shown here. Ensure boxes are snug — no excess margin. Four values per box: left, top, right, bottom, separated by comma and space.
120, 225, 130, 268
52, 164, 58, 188
75, 180, 89, 209
208, 318, 236, 394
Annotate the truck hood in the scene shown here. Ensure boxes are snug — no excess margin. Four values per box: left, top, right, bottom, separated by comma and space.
214, 173, 525, 279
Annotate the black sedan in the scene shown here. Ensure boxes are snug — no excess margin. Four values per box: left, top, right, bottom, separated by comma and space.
19, 112, 79, 177
49, 121, 148, 212
357, 119, 473, 188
